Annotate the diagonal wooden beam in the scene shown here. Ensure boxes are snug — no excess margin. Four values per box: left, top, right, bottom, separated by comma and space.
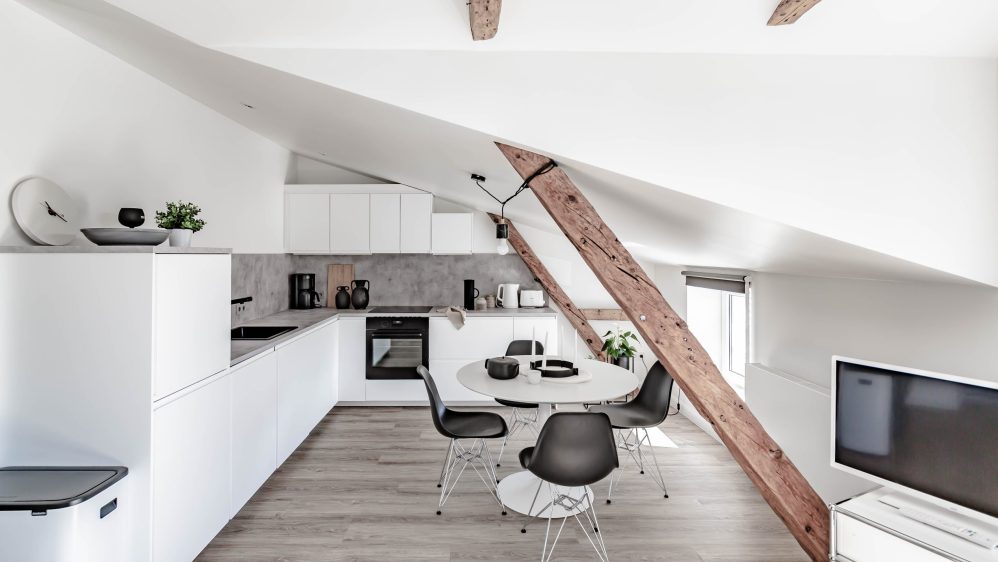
768, 0, 822, 25
488, 212, 606, 360
495, 142, 829, 561
469, 0, 501, 40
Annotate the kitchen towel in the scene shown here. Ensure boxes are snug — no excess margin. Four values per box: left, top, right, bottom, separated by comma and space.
444, 306, 466, 329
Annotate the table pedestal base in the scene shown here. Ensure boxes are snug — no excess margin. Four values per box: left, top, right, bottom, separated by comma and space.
498, 470, 593, 519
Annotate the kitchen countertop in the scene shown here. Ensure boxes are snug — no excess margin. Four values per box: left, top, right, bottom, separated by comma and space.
0, 245, 231, 254
230, 306, 557, 367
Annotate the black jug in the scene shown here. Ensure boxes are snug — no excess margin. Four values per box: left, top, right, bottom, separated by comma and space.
351, 280, 370, 309
334, 286, 351, 309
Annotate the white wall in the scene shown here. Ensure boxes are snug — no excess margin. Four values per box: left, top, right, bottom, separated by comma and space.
749, 272, 998, 501
232, 50, 998, 285
287, 154, 385, 185
0, 0, 289, 253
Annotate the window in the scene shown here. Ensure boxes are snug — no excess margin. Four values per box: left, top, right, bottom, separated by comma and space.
686, 284, 748, 397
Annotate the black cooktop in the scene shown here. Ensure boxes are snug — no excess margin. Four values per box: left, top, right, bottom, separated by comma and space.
368, 306, 434, 314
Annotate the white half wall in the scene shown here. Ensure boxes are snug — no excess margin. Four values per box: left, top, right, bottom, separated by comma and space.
0, 1, 289, 253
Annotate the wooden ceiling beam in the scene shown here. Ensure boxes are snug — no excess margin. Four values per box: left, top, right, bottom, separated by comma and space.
487, 212, 605, 360
767, 0, 822, 25
581, 308, 629, 321
495, 142, 829, 561
469, 0, 501, 41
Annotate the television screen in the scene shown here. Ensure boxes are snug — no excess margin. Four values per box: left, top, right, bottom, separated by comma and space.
835, 359, 998, 518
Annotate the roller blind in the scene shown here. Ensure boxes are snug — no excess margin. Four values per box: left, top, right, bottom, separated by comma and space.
681, 271, 746, 294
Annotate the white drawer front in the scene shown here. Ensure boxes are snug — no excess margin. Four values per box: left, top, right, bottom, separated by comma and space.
428, 360, 492, 402
836, 513, 950, 562
429, 317, 513, 360
365, 380, 427, 402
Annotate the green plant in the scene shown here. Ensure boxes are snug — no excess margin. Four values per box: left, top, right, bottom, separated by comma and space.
155, 201, 206, 232
601, 325, 639, 359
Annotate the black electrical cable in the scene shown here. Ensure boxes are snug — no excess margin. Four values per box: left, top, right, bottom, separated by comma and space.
474, 160, 557, 220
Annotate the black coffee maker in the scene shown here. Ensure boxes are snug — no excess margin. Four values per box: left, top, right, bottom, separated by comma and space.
290, 273, 322, 309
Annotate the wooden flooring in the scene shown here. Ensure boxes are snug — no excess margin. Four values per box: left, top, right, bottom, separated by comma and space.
197, 407, 807, 562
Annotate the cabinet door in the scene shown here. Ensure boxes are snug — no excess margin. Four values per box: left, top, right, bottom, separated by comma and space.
512, 317, 559, 355
276, 322, 337, 464
431, 213, 472, 255
153, 375, 231, 562
230, 351, 278, 518
337, 317, 367, 401
429, 317, 513, 360
370, 194, 401, 254
154, 254, 230, 399
330, 194, 371, 254
428, 360, 491, 402
285, 193, 330, 253
400, 193, 432, 253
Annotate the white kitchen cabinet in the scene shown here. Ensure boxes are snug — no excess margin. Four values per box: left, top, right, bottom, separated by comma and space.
330, 193, 371, 254
370, 194, 401, 253
337, 317, 367, 402
154, 254, 230, 399
400, 193, 432, 253
512, 317, 559, 355
429, 317, 513, 360
365, 379, 426, 403
153, 374, 231, 562
285, 193, 331, 253
431, 213, 473, 255
230, 351, 278, 518
276, 322, 338, 464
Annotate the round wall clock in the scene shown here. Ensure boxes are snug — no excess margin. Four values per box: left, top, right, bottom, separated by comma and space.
11, 177, 80, 246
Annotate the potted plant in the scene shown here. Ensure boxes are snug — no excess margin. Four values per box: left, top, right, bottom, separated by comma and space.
155, 201, 205, 248
602, 325, 639, 371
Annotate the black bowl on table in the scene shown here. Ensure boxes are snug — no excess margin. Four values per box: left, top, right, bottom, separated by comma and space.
118, 207, 145, 228
529, 359, 578, 378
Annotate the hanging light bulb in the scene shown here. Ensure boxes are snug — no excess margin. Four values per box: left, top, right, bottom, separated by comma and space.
496, 222, 510, 255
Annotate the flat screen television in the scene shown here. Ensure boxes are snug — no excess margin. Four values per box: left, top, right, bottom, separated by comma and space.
832, 357, 998, 522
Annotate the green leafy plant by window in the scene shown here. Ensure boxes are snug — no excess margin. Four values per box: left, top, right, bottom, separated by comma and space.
601, 325, 639, 359
155, 201, 206, 232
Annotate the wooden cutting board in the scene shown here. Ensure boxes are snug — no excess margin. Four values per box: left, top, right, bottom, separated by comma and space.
326, 264, 354, 308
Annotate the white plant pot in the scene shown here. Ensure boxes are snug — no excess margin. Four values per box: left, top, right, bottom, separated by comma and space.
168, 229, 192, 248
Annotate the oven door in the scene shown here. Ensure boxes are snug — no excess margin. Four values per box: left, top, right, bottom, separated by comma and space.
366, 319, 429, 380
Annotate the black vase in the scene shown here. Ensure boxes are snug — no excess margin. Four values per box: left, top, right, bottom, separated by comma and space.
351, 280, 370, 309
118, 208, 145, 228
611, 356, 632, 371
334, 286, 351, 309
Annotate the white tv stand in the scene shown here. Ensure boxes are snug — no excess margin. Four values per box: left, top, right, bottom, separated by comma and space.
831, 488, 998, 562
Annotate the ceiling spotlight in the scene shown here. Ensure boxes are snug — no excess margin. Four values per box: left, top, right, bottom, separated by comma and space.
240, 103, 254, 109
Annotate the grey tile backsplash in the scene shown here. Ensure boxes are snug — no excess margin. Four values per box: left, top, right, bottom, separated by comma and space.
232, 253, 540, 324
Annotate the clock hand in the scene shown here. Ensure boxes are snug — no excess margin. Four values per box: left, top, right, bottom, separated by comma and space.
43, 201, 68, 223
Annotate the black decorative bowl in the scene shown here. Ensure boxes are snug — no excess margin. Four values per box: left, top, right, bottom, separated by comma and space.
118, 207, 145, 228
485, 357, 520, 380
529, 359, 578, 378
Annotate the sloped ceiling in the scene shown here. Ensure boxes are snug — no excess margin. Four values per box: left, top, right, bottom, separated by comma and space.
18, 0, 998, 287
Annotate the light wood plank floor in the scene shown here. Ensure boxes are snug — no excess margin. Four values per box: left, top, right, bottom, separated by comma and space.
197, 406, 807, 561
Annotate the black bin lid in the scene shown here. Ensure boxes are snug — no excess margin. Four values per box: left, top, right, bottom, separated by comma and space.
0, 466, 128, 511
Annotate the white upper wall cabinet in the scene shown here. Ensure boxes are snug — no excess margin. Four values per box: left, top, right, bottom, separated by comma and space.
431, 213, 473, 255
370, 194, 401, 254
400, 193, 432, 253
329, 193, 371, 254
471, 211, 498, 254
285, 193, 331, 254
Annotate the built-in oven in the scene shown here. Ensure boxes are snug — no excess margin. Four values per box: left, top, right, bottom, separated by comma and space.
365, 317, 429, 380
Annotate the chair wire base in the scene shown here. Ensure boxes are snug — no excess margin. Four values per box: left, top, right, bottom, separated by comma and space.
496, 407, 540, 467
520, 480, 609, 561
436, 438, 505, 515
607, 427, 668, 503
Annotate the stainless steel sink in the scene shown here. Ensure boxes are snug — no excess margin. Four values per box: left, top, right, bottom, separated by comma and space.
231, 325, 296, 340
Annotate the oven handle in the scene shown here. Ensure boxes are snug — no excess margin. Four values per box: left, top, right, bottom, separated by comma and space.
369, 329, 425, 338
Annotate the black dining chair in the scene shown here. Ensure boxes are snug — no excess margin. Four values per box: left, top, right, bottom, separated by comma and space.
495, 340, 543, 467
588, 360, 675, 502
518, 412, 618, 561
416, 365, 508, 516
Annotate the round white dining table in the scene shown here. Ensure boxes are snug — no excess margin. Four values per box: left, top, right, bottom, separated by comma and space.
457, 356, 639, 518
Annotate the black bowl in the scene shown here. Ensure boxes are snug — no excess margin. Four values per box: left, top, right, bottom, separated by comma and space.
529, 359, 578, 378
118, 208, 145, 228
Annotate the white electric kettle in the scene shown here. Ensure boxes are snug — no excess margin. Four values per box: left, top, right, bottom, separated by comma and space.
496, 283, 520, 308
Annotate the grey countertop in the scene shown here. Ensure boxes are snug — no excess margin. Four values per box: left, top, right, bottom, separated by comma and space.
0, 245, 231, 254
230, 306, 557, 367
